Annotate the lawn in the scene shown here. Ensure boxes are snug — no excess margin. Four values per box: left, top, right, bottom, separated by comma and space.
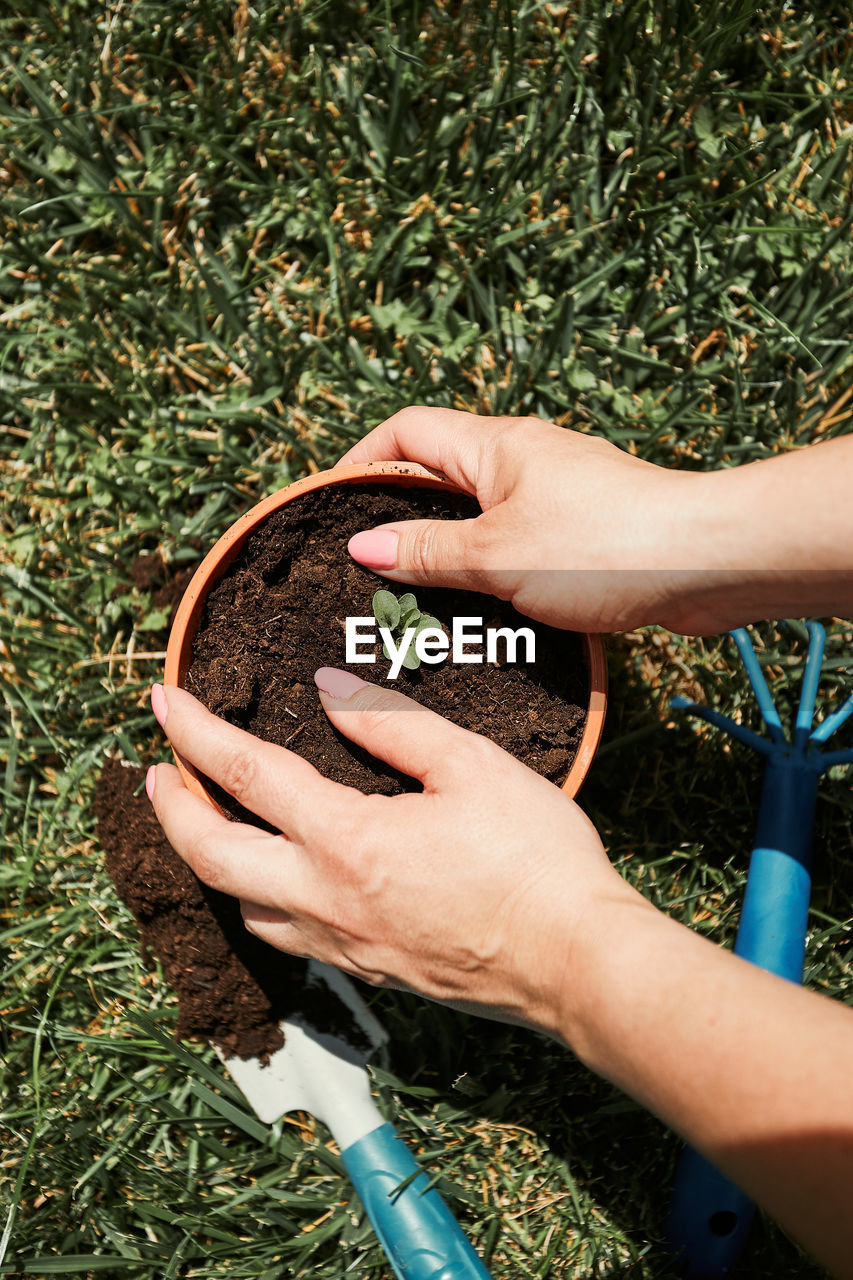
1, 1, 852, 1276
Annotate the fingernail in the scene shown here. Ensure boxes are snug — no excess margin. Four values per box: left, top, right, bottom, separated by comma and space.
348, 528, 398, 570
314, 667, 368, 700
151, 683, 168, 727
145, 765, 156, 802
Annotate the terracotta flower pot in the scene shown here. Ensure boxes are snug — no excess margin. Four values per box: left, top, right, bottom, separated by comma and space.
164, 461, 607, 804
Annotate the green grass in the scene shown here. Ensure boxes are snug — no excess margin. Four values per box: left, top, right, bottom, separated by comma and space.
2, 0, 852, 1275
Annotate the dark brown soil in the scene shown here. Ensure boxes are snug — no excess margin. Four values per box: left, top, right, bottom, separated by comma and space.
95, 757, 351, 1061
186, 482, 588, 822
109, 549, 200, 636
128, 550, 198, 627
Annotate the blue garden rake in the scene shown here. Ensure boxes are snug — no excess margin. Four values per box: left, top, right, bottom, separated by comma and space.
665, 621, 853, 1278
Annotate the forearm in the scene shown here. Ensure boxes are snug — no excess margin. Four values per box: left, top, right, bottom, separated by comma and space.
674, 435, 853, 631
560, 893, 853, 1277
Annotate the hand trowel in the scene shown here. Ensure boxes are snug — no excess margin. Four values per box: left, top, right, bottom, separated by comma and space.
218, 960, 493, 1280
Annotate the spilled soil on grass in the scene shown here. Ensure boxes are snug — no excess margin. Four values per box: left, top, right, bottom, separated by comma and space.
96, 758, 349, 1061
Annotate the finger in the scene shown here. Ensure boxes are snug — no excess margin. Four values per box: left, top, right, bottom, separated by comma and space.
241, 901, 393, 987
336, 406, 498, 494
149, 762, 308, 909
347, 513, 501, 593
240, 900, 305, 950
313, 667, 490, 788
240, 900, 316, 959
152, 683, 348, 840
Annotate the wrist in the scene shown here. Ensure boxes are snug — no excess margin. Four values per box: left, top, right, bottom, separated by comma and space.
658, 451, 853, 632
546, 882, 665, 1058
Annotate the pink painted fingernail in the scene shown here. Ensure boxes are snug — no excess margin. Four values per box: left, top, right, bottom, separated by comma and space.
314, 667, 369, 700
347, 528, 398, 570
151, 683, 168, 727
145, 765, 156, 802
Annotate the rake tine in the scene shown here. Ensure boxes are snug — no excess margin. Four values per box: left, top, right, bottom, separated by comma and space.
730, 628, 785, 743
794, 621, 826, 749
810, 693, 853, 746
670, 697, 775, 756
818, 749, 853, 769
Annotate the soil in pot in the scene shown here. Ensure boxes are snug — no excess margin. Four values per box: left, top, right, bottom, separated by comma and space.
186, 482, 589, 823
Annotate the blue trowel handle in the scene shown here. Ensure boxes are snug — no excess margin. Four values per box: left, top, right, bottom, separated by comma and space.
342, 1122, 493, 1280
667, 758, 819, 1277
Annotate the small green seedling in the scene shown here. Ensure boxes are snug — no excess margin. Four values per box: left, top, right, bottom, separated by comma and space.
371, 589, 443, 672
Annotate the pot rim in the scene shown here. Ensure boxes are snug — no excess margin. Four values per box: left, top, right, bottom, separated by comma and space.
164, 461, 607, 802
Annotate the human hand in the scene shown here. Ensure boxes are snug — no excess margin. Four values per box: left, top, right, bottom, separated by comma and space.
146, 673, 640, 1043
339, 407, 723, 632
339, 407, 853, 633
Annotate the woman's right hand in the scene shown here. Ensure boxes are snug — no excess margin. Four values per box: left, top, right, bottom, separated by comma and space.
338, 407, 853, 634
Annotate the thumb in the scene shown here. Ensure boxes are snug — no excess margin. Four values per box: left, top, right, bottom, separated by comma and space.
347, 516, 492, 592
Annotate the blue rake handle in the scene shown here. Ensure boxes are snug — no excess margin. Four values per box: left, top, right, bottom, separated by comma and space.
666, 757, 818, 1277
342, 1123, 493, 1280
666, 623, 853, 1277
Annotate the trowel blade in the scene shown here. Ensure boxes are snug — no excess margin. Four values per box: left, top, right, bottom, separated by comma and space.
214, 960, 388, 1129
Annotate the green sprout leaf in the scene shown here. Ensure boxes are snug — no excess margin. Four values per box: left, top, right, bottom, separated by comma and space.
374, 589, 443, 674
372, 589, 400, 630
401, 645, 421, 670
383, 637, 421, 670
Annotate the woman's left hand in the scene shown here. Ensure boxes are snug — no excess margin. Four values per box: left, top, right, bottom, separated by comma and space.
146, 670, 637, 1043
